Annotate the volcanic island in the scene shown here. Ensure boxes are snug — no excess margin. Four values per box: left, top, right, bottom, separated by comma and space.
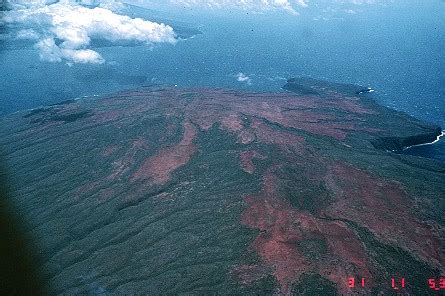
1, 78, 444, 295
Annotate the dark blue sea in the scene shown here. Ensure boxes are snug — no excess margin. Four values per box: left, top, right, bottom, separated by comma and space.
0, 0, 444, 160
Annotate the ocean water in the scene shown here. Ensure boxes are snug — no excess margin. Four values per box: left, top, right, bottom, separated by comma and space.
0, 1, 444, 160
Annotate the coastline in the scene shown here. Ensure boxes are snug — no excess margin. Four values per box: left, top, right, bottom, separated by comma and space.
403, 131, 444, 150
283, 77, 444, 159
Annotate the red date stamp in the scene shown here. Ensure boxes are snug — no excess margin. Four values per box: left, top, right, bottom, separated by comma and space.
348, 277, 365, 288
391, 277, 405, 290
428, 278, 445, 291
347, 277, 445, 291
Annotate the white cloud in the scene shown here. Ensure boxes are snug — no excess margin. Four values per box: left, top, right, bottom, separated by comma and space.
170, 0, 309, 14
6, 0, 58, 9
3, 0, 394, 65
6, 0, 123, 9
236, 72, 252, 85
34, 37, 63, 62
35, 37, 105, 63
16, 28, 40, 39
3, 1, 177, 64
165, 0, 392, 15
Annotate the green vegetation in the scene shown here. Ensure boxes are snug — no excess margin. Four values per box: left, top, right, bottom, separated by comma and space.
296, 238, 328, 261
51, 111, 92, 123
348, 222, 442, 295
278, 166, 331, 214
2, 83, 444, 295
291, 274, 337, 296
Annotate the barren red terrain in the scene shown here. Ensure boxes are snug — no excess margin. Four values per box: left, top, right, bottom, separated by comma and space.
1, 78, 444, 295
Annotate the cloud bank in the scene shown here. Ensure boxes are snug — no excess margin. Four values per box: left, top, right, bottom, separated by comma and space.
170, 0, 309, 15
2, 0, 393, 64
3, 1, 177, 64
165, 0, 389, 14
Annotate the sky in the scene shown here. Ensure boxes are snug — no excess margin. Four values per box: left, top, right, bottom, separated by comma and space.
1, 0, 396, 64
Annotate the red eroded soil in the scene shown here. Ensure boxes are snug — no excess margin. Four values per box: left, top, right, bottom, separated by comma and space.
322, 161, 445, 268
9, 84, 445, 295
131, 121, 197, 184
237, 129, 256, 144
250, 119, 306, 148
240, 169, 372, 295
220, 113, 244, 132
239, 150, 265, 174
107, 138, 150, 181
232, 264, 271, 286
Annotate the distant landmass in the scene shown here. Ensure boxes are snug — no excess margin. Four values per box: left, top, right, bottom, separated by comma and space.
1, 78, 443, 295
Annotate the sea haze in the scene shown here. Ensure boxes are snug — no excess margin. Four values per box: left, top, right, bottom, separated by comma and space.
0, 0, 444, 160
